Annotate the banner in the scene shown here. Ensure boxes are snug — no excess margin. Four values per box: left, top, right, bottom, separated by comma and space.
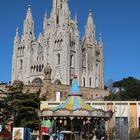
24, 128, 30, 140
12, 127, 24, 140
12, 127, 30, 140
0, 124, 12, 138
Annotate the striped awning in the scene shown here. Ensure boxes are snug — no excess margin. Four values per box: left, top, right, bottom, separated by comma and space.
52, 79, 96, 111
38, 78, 113, 119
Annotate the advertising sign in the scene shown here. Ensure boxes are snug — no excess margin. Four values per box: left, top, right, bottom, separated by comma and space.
0, 124, 12, 138
12, 127, 24, 140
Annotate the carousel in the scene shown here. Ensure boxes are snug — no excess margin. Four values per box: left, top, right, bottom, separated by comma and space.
37, 77, 113, 140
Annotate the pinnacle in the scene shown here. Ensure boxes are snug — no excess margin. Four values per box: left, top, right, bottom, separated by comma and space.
87, 9, 94, 28
44, 10, 47, 18
99, 32, 102, 42
26, 4, 33, 21
89, 9, 92, 16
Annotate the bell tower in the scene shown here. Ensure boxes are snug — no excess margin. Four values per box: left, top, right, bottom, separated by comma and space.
51, 0, 70, 27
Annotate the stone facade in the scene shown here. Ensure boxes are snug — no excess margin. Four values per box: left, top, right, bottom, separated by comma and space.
12, 0, 104, 89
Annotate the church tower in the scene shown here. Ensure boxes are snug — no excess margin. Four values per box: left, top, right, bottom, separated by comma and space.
51, 0, 70, 27
23, 5, 35, 40
81, 10, 104, 89
12, 1, 104, 89
44, 0, 80, 85
12, 5, 35, 83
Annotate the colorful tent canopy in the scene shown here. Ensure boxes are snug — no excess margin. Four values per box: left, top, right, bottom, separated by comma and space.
38, 78, 113, 119
52, 79, 96, 111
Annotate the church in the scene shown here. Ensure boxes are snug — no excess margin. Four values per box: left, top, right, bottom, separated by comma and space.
12, 0, 104, 89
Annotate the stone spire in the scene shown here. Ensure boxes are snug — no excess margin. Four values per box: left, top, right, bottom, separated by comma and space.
85, 10, 96, 43
23, 5, 34, 38
74, 12, 78, 24
98, 32, 103, 47
43, 11, 48, 33
15, 27, 19, 41
38, 33, 43, 44
87, 10, 94, 29
26, 5, 33, 22
51, 0, 70, 26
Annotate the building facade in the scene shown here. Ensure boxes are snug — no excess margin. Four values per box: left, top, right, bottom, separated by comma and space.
12, 0, 104, 89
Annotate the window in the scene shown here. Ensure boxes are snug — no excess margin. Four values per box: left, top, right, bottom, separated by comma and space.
89, 78, 92, 87
60, 0, 62, 9
83, 78, 85, 87
57, 53, 60, 65
57, 15, 59, 24
70, 54, 74, 67
18, 48, 20, 54
70, 79, 73, 85
31, 66, 33, 73
39, 65, 42, 72
36, 65, 39, 72
20, 59, 23, 70
82, 49, 86, 68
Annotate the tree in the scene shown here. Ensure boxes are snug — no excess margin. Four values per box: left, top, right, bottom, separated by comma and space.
104, 77, 140, 101
0, 91, 40, 130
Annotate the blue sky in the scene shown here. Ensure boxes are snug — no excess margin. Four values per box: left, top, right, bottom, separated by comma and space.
0, 0, 140, 83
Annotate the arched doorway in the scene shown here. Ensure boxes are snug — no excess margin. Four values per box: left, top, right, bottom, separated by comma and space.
54, 79, 61, 85
32, 78, 43, 85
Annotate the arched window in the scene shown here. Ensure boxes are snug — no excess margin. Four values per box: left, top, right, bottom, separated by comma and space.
60, 0, 62, 9
36, 65, 39, 72
70, 54, 74, 67
89, 77, 92, 87
32, 78, 43, 85
57, 15, 59, 24
42, 64, 44, 69
54, 79, 61, 85
83, 77, 85, 87
20, 59, 23, 70
57, 53, 60, 65
70, 79, 73, 85
18, 48, 20, 54
39, 65, 42, 72
31, 66, 33, 73
33, 65, 35, 72
82, 49, 86, 68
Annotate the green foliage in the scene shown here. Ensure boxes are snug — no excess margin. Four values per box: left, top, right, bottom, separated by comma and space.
104, 77, 140, 101
0, 91, 40, 130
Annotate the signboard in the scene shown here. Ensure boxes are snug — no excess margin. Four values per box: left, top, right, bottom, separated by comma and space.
12, 127, 30, 140
12, 127, 24, 140
0, 124, 12, 138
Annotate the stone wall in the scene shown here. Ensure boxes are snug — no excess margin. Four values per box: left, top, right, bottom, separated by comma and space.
0, 81, 109, 101
0, 83, 8, 93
